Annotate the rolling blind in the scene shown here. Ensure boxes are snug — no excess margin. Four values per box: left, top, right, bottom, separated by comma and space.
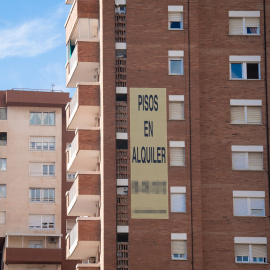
29, 163, 42, 176
169, 102, 184, 120
248, 152, 263, 170
170, 147, 185, 166
29, 215, 41, 228
42, 214, 54, 223
171, 194, 186, 212
229, 18, 243, 35
232, 152, 246, 170
233, 198, 248, 216
250, 198, 264, 212
245, 18, 259, 28
168, 12, 183, 22
231, 106, 245, 124
246, 107, 261, 124
235, 244, 249, 256
171, 240, 186, 255
252, 244, 267, 258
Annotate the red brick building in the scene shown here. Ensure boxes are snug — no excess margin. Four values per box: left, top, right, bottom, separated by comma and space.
64, 0, 270, 269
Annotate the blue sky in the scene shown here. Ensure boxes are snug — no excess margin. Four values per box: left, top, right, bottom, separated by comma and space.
0, 1, 75, 97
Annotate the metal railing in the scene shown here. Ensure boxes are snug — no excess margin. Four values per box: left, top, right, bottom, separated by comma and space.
116, 150, 128, 179
115, 14, 126, 43
115, 58, 127, 87
117, 195, 128, 226
117, 242, 128, 269
116, 101, 127, 133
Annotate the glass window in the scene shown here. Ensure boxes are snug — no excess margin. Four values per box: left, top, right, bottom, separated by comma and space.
49, 112, 55, 125
30, 112, 55, 125
0, 159, 6, 172
49, 165, 55, 176
0, 185, 6, 198
231, 63, 243, 79
0, 132, 7, 146
170, 59, 183, 75
0, 108, 7, 120
171, 193, 186, 212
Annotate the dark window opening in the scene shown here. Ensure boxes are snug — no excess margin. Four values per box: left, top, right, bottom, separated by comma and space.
116, 94, 127, 102
117, 233, 128, 242
247, 63, 259, 79
0, 133, 7, 146
116, 140, 128, 149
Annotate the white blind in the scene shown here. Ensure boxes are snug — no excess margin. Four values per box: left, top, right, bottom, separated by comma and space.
29, 215, 41, 227
0, 212, 5, 224
42, 214, 54, 223
245, 18, 259, 28
170, 147, 185, 166
234, 198, 248, 216
171, 240, 186, 254
235, 244, 249, 256
231, 106, 245, 124
171, 194, 186, 212
168, 12, 183, 22
246, 107, 261, 124
248, 152, 263, 170
229, 18, 243, 35
250, 198, 264, 214
29, 163, 42, 175
232, 152, 246, 170
169, 102, 184, 120
30, 137, 55, 143
29, 137, 42, 143
252, 244, 267, 258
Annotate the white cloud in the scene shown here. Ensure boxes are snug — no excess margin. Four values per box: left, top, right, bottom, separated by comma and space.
0, 7, 65, 59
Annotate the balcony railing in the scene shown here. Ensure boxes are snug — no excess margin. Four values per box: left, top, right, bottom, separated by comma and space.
116, 101, 127, 133
69, 88, 78, 119
117, 242, 128, 270
117, 195, 128, 226
116, 150, 128, 179
67, 135, 78, 166
115, 58, 127, 87
70, 222, 78, 252
115, 14, 126, 43
69, 45, 78, 77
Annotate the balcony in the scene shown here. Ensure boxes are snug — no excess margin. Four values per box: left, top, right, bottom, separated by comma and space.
66, 85, 100, 131
117, 242, 128, 269
116, 149, 128, 179
66, 217, 100, 260
115, 57, 127, 87
66, 129, 100, 173
4, 234, 62, 264
66, 41, 100, 88
66, 0, 99, 44
67, 174, 100, 217
116, 101, 127, 133
117, 195, 128, 226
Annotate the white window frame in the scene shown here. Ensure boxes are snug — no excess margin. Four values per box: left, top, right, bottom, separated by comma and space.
29, 137, 55, 151
29, 162, 55, 177
169, 95, 184, 120
234, 237, 267, 264
230, 99, 262, 124
231, 145, 263, 171
233, 191, 265, 217
168, 6, 183, 30
229, 11, 260, 35
0, 185, 6, 198
29, 188, 55, 203
171, 233, 187, 260
170, 187, 186, 213
29, 214, 55, 230
170, 141, 185, 166
168, 51, 184, 75
0, 108, 7, 120
0, 158, 7, 172
67, 173, 77, 182
229, 56, 261, 80
30, 112, 55, 126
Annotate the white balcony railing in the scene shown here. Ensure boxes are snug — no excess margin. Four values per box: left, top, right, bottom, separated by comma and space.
69, 45, 78, 76
68, 179, 78, 207
69, 88, 78, 119
70, 222, 78, 252
68, 135, 78, 166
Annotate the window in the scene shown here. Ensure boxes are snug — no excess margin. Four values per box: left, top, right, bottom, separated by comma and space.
29, 214, 55, 229
0, 159, 6, 172
29, 163, 55, 177
234, 237, 267, 264
28, 240, 42, 248
0, 211, 6, 224
30, 112, 55, 125
29, 137, 55, 151
29, 188, 55, 203
230, 56, 261, 80
169, 95, 184, 120
170, 141, 185, 166
232, 145, 263, 170
168, 6, 183, 30
169, 51, 184, 75
229, 11, 260, 35
0, 185, 6, 198
67, 173, 76, 181
233, 191, 265, 216
0, 108, 7, 120
171, 187, 186, 212
115, 5, 126, 14
0, 132, 7, 146
171, 233, 187, 260
230, 100, 262, 124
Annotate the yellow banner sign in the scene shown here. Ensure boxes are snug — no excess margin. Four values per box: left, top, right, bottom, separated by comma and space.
130, 88, 168, 219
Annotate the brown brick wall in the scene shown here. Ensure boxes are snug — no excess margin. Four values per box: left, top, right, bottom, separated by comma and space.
78, 41, 100, 63
78, 129, 100, 150
78, 0, 99, 19
78, 174, 100, 195
78, 220, 100, 242
78, 85, 100, 106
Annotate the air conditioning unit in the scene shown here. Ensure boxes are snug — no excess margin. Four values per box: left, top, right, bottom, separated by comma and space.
49, 237, 58, 243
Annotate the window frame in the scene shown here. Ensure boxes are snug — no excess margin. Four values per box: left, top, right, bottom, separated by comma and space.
30, 112, 55, 126
28, 214, 55, 230
29, 188, 55, 203
169, 141, 185, 166
169, 58, 184, 75
29, 137, 55, 151
169, 95, 184, 120
0, 184, 6, 198
0, 158, 7, 172
171, 233, 187, 260
29, 162, 55, 177
168, 5, 183, 30
170, 187, 186, 213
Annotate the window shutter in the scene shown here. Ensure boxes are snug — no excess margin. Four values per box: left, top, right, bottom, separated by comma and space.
169, 12, 183, 22
29, 215, 41, 228
171, 194, 186, 212
232, 152, 246, 170
170, 147, 185, 166
245, 18, 259, 28
30, 137, 41, 143
248, 152, 263, 170
252, 244, 267, 258
229, 18, 243, 35
250, 198, 264, 216
42, 214, 54, 223
169, 102, 184, 120
46, 137, 55, 143
29, 163, 42, 176
234, 198, 248, 216
0, 212, 5, 224
246, 107, 261, 124
231, 106, 245, 124
235, 244, 249, 256
171, 240, 186, 255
